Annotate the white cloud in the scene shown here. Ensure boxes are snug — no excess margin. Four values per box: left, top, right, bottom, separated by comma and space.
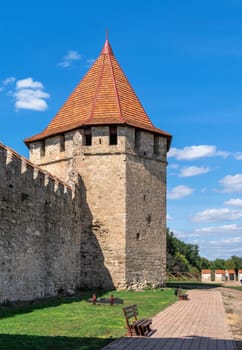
15, 89, 49, 111
66, 51, 81, 60
167, 214, 173, 221
16, 77, 43, 89
14, 77, 50, 111
224, 198, 242, 207
209, 236, 242, 245
168, 226, 242, 260
199, 236, 242, 259
234, 153, 242, 160
58, 50, 81, 68
195, 224, 242, 234
0, 76, 16, 92
168, 145, 229, 160
167, 185, 194, 199
3, 77, 16, 86
86, 58, 95, 67
179, 166, 210, 177
169, 163, 179, 169
219, 174, 242, 193
170, 229, 200, 239
191, 207, 242, 223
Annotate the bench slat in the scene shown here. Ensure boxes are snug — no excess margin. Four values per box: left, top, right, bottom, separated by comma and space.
123, 304, 152, 337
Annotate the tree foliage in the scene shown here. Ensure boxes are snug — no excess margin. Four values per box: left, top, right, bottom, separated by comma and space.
225, 256, 242, 273
166, 228, 200, 272
167, 228, 242, 273
210, 258, 226, 270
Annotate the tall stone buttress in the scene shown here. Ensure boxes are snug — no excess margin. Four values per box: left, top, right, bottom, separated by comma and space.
25, 39, 172, 290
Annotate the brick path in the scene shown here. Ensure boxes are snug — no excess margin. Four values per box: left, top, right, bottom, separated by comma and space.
101, 289, 236, 350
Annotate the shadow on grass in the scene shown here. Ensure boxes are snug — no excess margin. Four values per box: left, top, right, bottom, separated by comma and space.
0, 289, 110, 320
166, 281, 223, 290
0, 333, 114, 350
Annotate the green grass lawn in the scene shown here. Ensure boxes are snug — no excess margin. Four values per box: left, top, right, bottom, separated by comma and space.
0, 289, 177, 350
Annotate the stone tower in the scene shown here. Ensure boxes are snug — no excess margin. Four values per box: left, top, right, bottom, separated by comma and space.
25, 39, 172, 290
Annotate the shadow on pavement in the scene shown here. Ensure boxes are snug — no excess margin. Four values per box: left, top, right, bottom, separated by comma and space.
100, 335, 236, 350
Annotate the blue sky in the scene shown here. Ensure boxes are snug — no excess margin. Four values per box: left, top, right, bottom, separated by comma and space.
1, 0, 242, 260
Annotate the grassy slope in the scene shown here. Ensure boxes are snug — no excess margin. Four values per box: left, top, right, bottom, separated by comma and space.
0, 289, 176, 350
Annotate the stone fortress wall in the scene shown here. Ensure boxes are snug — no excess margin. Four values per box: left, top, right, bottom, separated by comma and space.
28, 125, 168, 291
0, 123, 168, 302
0, 142, 82, 303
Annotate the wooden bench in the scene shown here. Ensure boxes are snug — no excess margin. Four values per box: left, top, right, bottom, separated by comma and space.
123, 304, 152, 336
175, 287, 189, 300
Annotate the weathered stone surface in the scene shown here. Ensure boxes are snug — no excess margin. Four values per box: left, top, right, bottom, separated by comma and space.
0, 123, 168, 302
125, 152, 167, 289
29, 125, 168, 291
0, 144, 81, 302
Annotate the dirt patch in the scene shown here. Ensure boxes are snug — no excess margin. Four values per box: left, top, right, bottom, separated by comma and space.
220, 288, 242, 350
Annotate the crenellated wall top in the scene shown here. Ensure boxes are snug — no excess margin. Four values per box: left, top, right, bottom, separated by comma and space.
0, 141, 72, 195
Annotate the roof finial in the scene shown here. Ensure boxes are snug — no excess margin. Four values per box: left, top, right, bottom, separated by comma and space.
101, 30, 113, 55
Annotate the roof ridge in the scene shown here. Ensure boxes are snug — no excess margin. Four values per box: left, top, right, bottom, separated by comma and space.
107, 53, 125, 123
108, 54, 155, 129
86, 54, 106, 123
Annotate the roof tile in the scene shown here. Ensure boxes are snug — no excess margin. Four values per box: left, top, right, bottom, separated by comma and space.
25, 40, 171, 147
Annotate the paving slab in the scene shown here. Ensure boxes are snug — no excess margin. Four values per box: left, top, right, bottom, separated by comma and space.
101, 289, 236, 350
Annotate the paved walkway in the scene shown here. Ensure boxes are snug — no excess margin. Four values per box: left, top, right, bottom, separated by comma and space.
101, 289, 236, 350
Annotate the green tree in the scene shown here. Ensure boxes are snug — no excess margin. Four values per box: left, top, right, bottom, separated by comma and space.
166, 229, 242, 274
225, 256, 242, 273
166, 228, 201, 272
210, 258, 226, 270
174, 252, 191, 272
200, 256, 210, 269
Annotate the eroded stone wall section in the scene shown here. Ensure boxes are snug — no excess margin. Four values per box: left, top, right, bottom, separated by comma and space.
125, 129, 167, 289
0, 143, 81, 303
28, 125, 168, 290
75, 126, 126, 290
29, 127, 127, 290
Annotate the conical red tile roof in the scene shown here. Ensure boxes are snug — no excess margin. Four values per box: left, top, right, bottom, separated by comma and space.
25, 40, 171, 148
